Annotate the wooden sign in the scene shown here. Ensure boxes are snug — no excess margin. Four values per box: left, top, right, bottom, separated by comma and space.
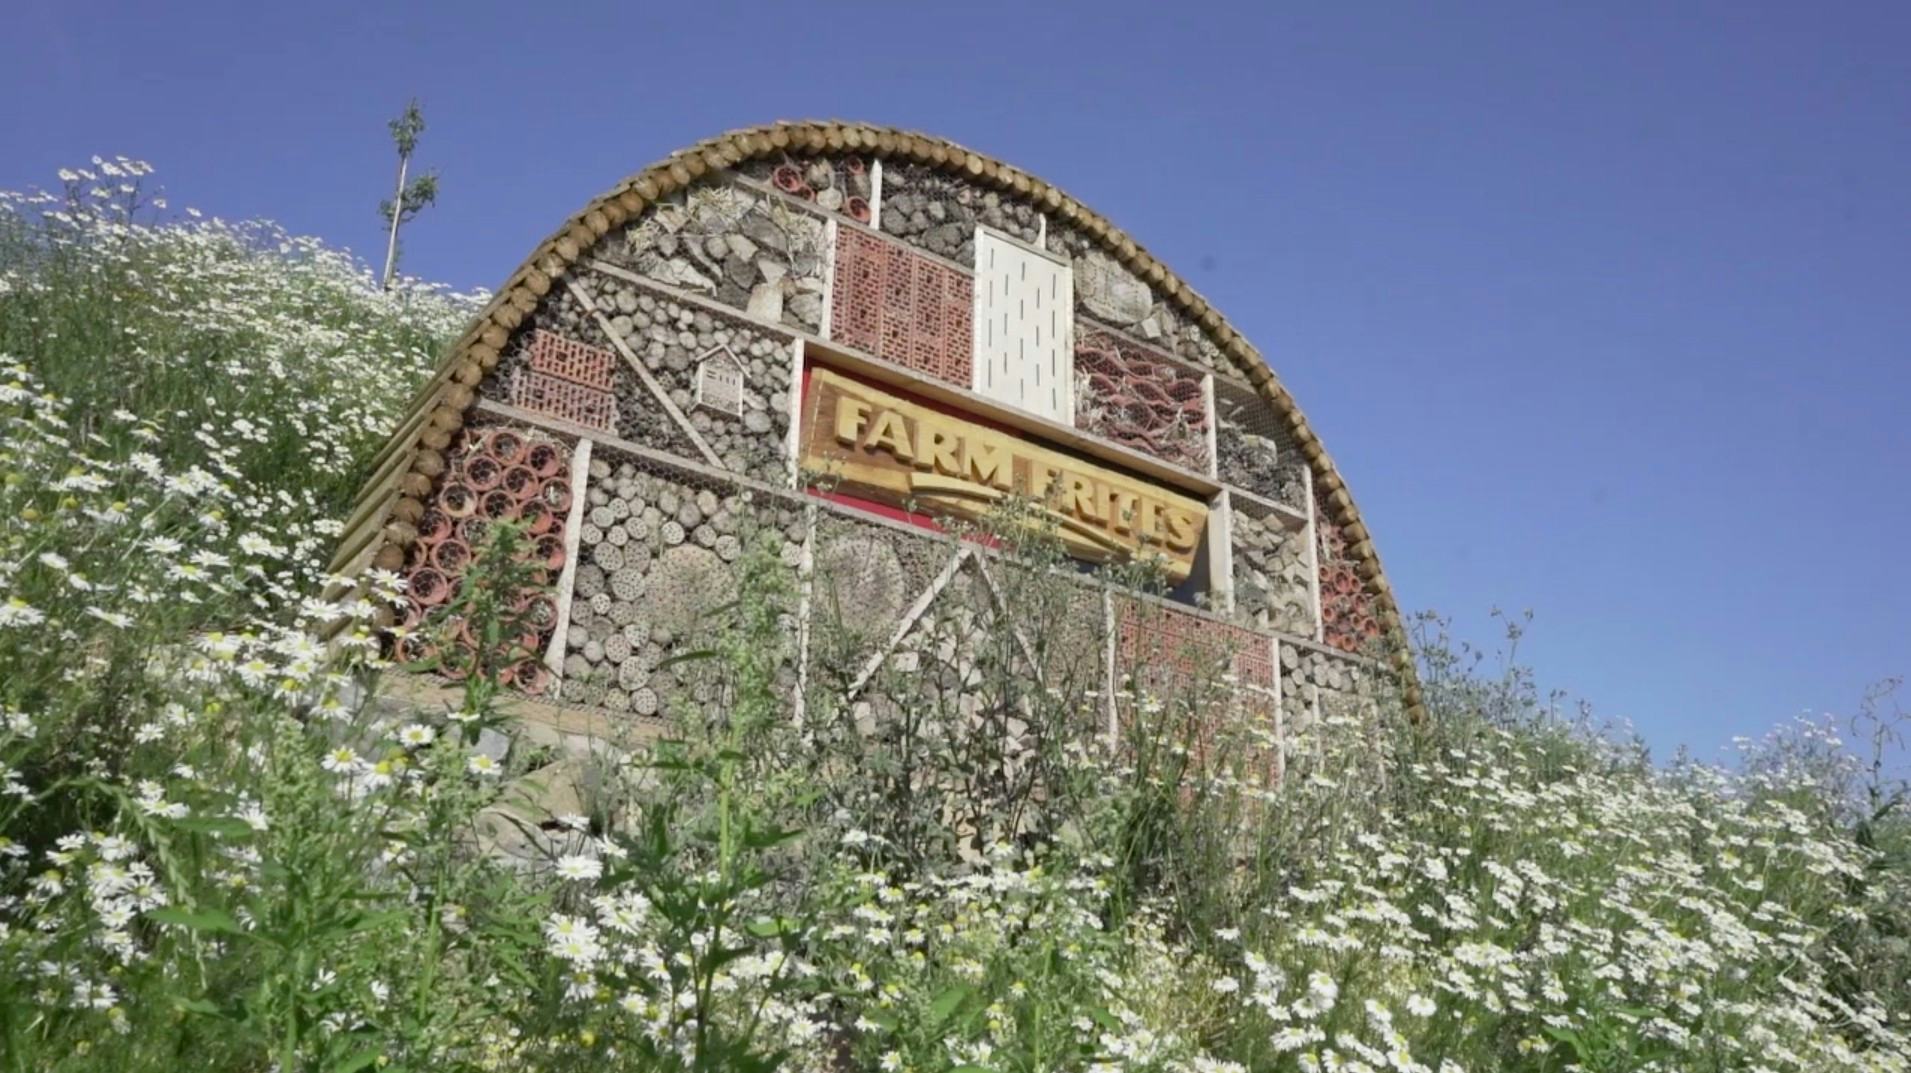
801, 366, 1207, 580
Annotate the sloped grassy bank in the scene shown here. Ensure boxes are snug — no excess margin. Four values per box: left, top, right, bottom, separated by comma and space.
0, 165, 1905, 1073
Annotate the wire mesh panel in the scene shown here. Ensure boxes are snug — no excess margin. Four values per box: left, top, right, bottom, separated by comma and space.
1074, 329, 1210, 471
1212, 377, 1308, 510
829, 226, 974, 389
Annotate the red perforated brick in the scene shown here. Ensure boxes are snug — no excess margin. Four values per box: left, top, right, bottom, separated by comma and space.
526, 330, 617, 391
830, 227, 972, 388
1115, 599, 1274, 692
510, 368, 616, 431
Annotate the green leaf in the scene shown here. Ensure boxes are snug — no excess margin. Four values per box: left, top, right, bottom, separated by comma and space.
928, 984, 972, 1030
741, 824, 803, 850
861, 1009, 900, 1032
658, 649, 717, 669
171, 996, 226, 1018
745, 916, 798, 939
949, 1066, 995, 1073
328, 1047, 384, 1073
148, 906, 245, 935
172, 816, 255, 838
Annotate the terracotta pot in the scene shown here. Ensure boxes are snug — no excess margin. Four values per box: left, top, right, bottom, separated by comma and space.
408, 567, 450, 606
540, 479, 572, 513
418, 508, 452, 544
518, 499, 553, 536
526, 442, 564, 478
488, 429, 527, 465
438, 482, 478, 519
429, 538, 471, 573
512, 661, 552, 696
533, 533, 566, 571
463, 454, 502, 492
480, 489, 517, 521
503, 465, 541, 501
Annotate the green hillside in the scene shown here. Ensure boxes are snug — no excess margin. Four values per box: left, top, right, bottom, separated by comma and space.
1, 163, 1905, 1073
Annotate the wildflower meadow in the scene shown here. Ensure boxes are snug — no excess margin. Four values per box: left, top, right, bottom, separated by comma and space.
0, 162, 1906, 1073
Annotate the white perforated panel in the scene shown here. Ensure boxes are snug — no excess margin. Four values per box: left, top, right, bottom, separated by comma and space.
972, 227, 1074, 423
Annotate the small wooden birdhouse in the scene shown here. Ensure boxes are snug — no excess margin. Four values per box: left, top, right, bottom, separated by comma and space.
693, 345, 746, 418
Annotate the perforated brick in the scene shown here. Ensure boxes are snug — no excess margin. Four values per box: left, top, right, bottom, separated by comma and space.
510, 368, 616, 431
526, 329, 618, 391
1115, 599, 1274, 691
830, 227, 972, 388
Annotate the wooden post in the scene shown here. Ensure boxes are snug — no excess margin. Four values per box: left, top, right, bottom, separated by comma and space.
542, 437, 593, 692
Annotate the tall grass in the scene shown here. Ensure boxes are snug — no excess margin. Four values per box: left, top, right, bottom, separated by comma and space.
0, 162, 1905, 1073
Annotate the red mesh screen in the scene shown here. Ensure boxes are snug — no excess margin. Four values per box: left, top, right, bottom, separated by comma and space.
1076, 330, 1210, 470
526, 329, 618, 391
510, 369, 616, 431
830, 227, 973, 388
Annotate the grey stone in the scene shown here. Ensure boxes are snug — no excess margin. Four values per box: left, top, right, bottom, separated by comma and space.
475, 728, 512, 763
746, 282, 784, 322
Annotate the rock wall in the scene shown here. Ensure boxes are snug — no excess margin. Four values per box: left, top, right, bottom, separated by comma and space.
607, 182, 828, 335
1229, 504, 1313, 637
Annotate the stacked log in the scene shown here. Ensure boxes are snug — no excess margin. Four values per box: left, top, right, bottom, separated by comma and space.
563, 455, 803, 717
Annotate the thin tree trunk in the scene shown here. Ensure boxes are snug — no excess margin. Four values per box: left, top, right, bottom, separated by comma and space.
381, 152, 409, 291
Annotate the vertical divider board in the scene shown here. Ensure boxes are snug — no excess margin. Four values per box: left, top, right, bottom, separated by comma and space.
1302, 462, 1324, 643
1209, 489, 1237, 615
793, 502, 817, 727
820, 218, 838, 341
1270, 636, 1286, 783
784, 338, 806, 488
868, 159, 884, 234
1101, 588, 1119, 744
543, 437, 594, 690
1201, 373, 1219, 480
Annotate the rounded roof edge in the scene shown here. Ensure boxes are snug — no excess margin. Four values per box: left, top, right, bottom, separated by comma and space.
343, 119, 1421, 714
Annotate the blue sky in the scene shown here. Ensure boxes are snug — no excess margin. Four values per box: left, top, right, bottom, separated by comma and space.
4, 1, 1906, 768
